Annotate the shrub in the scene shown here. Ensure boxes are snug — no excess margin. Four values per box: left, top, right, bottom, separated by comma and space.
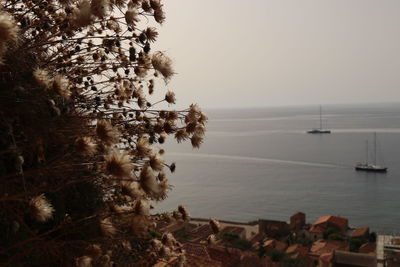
0, 0, 206, 265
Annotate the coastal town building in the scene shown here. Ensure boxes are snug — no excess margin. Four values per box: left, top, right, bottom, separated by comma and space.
377, 235, 400, 267
359, 243, 376, 254
220, 226, 247, 240
258, 219, 290, 238
309, 239, 349, 265
350, 227, 370, 239
331, 250, 376, 267
153, 212, 379, 267
290, 211, 306, 231
314, 215, 348, 232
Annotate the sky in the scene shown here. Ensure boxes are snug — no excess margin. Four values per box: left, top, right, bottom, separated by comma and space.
153, 0, 400, 109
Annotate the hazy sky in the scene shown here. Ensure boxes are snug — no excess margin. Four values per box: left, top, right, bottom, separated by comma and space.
153, 0, 400, 108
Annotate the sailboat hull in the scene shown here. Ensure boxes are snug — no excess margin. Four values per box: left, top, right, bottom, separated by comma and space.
355, 164, 387, 173
307, 129, 331, 134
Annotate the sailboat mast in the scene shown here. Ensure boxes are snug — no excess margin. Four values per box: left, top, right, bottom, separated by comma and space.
366, 140, 369, 165
374, 132, 377, 165
319, 105, 322, 130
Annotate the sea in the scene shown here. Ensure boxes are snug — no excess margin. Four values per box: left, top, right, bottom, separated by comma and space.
154, 103, 400, 234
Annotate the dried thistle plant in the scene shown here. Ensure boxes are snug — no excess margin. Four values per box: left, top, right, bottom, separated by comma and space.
0, 0, 206, 265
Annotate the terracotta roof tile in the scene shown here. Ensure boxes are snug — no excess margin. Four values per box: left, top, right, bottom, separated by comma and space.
207, 245, 242, 267
313, 215, 348, 231
359, 243, 376, 254
189, 224, 213, 242
185, 254, 222, 267
310, 240, 348, 256
350, 227, 369, 238
286, 244, 309, 255
275, 240, 288, 251
182, 242, 210, 259
319, 253, 333, 263
310, 225, 325, 233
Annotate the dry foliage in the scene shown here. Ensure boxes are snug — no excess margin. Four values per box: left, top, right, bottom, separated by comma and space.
0, 0, 206, 265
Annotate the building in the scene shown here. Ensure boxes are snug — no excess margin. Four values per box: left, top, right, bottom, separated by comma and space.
331, 250, 376, 267
290, 212, 306, 231
359, 243, 376, 254
220, 226, 246, 240
258, 219, 290, 238
309, 224, 325, 241
350, 227, 370, 239
206, 245, 243, 267
188, 224, 214, 243
377, 235, 400, 267
309, 239, 349, 266
312, 216, 349, 233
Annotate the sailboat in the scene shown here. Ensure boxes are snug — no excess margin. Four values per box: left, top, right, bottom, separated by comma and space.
307, 106, 331, 134
355, 133, 387, 173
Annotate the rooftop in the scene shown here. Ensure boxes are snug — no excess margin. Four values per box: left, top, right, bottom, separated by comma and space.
188, 224, 214, 242
182, 242, 211, 260
350, 227, 369, 238
313, 215, 348, 230
332, 250, 376, 267
309, 224, 325, 233
220, 226, 246, 236
310, 240, 348, 256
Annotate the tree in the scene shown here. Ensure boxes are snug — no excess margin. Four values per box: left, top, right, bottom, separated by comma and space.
0, 0, 206, 265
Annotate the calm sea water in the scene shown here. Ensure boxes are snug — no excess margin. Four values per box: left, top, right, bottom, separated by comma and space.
155, 103, 400, 234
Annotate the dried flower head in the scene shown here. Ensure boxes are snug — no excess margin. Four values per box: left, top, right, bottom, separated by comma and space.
149, 0, 161, 9
190, 134, 203, 148
133, 199, 150, 216
177, 205, 189, 221
194, 124, 206, 137
159, 245, 171, 258
52, 74, 70, 99
139, 165, 159, 195
0, 12, 19, 46
151, 52, 173, 80
125, 8, 139, 25
105, 149, 133, 178
153, 179, 171, 201
165, 91, 175, 104
130, 214, 151, 236
29, 194, 54, 222
86, 244, 102, 260
100, 217, 117, 236
75, 137, 97, 156
174, 129, 188, 143
145, 27, 158, 42
136, 136, 151, 157
153, 5, 165, 24
75, 255, 93, 267
169, 162, 176, 172
207, 234, 217, 245
187, 104, 201, 122
33, 69, 51, 89
209, 218, 221, 234
121, 181, 144, 199
91, 0, 109, 18
72, 0, 93, 27
151, 239, 163, 251
172, 210, 181, 220
161, 232, 176, 247
96, 120, 119, 145
198, 111, 208, 125
149, 153, 164, 171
